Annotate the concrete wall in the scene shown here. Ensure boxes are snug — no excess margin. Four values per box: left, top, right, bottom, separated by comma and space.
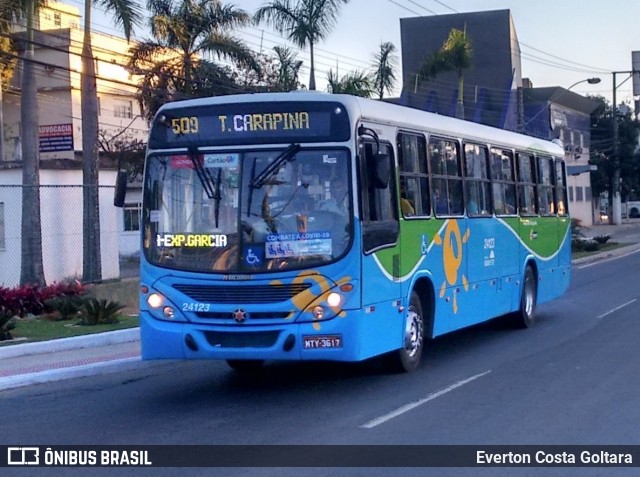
0, 168, 120, 287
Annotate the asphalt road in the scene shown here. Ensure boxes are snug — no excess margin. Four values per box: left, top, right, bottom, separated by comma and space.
1, 249, 639, 477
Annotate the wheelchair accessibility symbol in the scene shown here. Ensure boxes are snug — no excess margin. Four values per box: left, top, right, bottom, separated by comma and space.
245, 247, 262, 265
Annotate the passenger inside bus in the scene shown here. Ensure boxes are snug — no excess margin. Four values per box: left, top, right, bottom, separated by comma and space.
400, 185, 415, 216
320, 178, 348, 214
434, 187, 448, 214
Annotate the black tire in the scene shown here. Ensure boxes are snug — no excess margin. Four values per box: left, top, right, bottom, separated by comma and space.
386, 291, 425, 373
226, 359, 265, 373
513, 266, 537, 328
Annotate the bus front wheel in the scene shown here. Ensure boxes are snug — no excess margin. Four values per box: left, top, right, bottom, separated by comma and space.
513, 266, 537, 328
387, 291, 424, 373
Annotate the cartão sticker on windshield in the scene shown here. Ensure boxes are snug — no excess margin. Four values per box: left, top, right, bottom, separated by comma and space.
265, 232, 332, 258
203, 153, 239, 168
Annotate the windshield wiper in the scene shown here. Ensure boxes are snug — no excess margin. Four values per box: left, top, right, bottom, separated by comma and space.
187, 147, 223, 227
249, 143, 300, 189
188, 147, 216, 199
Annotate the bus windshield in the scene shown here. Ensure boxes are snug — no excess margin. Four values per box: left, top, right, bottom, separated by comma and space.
143, 147, 352, 274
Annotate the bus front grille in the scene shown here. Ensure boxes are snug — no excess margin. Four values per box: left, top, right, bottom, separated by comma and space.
173, 283, 311, 304
195, 311, 292, 320
203, 330, 281, 348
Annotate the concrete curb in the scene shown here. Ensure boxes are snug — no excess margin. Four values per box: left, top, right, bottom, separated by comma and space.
571, 243, 640, 265
0, 357, 152, 391
0, 327, 140, 359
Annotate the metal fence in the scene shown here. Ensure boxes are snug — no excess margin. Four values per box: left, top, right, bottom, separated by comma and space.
0, 184, 140, 288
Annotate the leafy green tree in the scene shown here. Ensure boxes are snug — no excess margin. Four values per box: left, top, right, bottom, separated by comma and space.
589, 96, 640, 215
371, 41, 397, 100
233, 46, 304, 93
326, 69, 373, 97
253, 0, 350, 91
128, 0, 259, 121
80, 0, 141, 283
417, 27, 472, 119
273, 45, 303, 91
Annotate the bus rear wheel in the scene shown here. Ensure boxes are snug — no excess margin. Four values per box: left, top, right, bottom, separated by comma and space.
387, 291, 424, 373
226, 359, 265, 373
513, 266, 537, 328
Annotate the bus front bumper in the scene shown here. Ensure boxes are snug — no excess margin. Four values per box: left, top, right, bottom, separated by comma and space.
139, 311, 360, 362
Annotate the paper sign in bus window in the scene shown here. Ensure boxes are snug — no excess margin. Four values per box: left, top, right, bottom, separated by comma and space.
265, 232, 332, 258
203, 153, 239, 168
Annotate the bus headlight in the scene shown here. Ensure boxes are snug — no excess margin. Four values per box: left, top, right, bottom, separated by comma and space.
327, 292, 342, 308
313, 306, 325, 319
147, 293, 164, 308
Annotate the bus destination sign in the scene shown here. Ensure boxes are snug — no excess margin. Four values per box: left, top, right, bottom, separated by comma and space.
149, 101, 351, 148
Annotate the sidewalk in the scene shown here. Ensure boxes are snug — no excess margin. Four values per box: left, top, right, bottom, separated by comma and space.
1, 220, 640, 392
0, 329, 144, 391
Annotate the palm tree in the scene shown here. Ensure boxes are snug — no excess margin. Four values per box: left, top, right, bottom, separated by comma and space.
326, 69, 373, 97
128, 0, 259, 121
273, 45, 303, 91
371, 41, 397, 100
253, 0, 350, 91
1, 0, 47, 285
80, 0, 141, 282
418, 27, 472, 119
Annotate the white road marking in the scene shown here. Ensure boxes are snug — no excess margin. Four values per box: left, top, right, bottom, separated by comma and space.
360, 370, 491, 429
597, 299, 637, 319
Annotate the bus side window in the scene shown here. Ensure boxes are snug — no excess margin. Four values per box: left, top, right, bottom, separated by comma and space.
555, 159, 568, 216
397, 132, 430, 217
538, 156, 556, 215
463, 143, 492, 216
490, 148, 517, 216
429, 137, 463, 216
516, 152, 538, 215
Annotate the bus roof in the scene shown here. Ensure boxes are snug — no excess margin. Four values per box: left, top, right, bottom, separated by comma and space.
155, 91, 564, 157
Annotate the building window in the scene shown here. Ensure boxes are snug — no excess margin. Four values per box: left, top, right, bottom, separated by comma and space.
123, 203, 141, 231
569, 186, 574, 202
54, 12, 61, 27
585, 187, 592, 201
114, 100, 133, 119
0, 202, 5, 250
576, 187, 584, 202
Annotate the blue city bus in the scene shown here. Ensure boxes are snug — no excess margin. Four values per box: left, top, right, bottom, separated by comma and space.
123, 92, 571, 373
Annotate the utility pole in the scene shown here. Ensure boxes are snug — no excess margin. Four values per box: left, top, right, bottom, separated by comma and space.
612, 72, 620, 225
611, 70, 640, 225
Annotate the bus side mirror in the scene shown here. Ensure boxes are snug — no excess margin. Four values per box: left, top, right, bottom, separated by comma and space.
114, 170, 127, 207
370, 152, 390, 189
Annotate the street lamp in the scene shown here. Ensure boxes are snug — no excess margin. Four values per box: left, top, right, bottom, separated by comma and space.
566, 77, 601, 91
520, 77, 601, 132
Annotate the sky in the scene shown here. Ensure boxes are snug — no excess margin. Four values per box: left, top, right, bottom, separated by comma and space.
85, 0, 640, 105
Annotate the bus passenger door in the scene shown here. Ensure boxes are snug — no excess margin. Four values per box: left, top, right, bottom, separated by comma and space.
358, 139, 402, 357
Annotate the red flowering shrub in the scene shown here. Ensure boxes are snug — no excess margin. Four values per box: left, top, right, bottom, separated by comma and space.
0, 280, 87, 318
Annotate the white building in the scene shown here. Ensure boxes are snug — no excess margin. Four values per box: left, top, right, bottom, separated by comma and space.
0, 2, 147, 286
0, 166, 120, 286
